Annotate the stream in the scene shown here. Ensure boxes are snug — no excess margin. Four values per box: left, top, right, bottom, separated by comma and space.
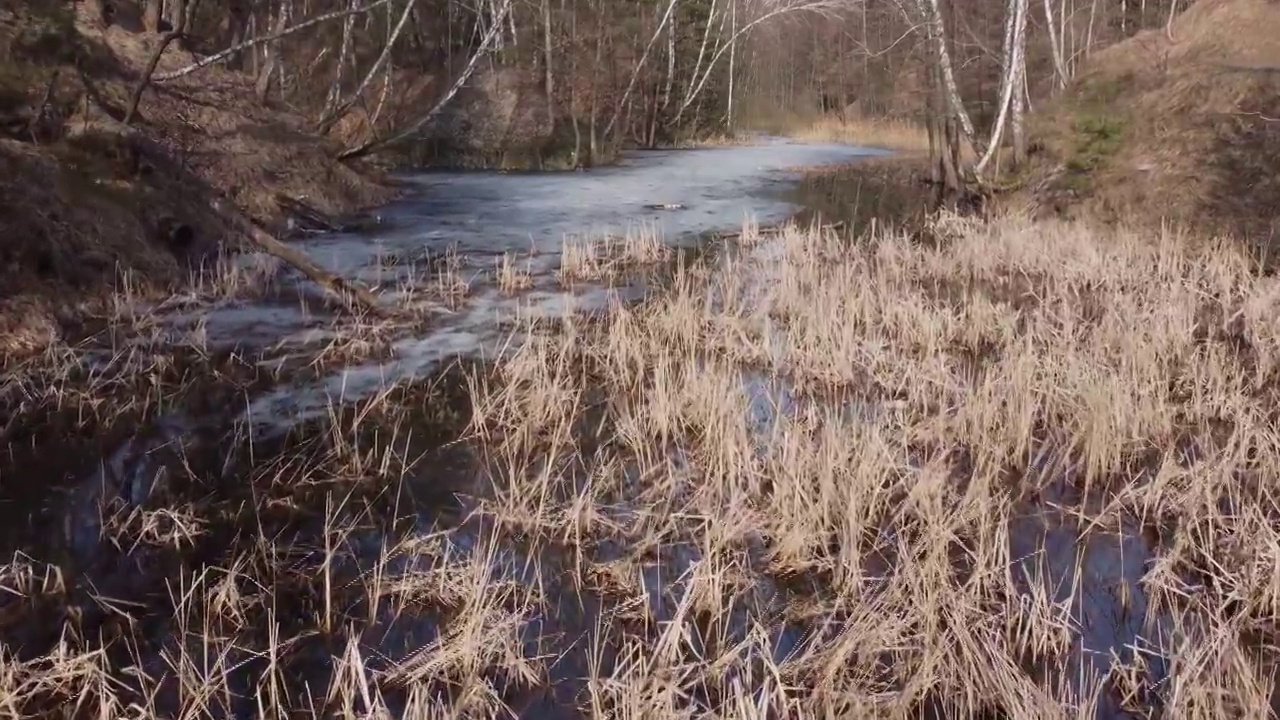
4, 137, 1175, 718
169, 137, 891, 431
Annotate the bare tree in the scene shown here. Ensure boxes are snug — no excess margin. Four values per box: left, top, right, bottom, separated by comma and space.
255, 1, 290, 103
154, 0, 394, 83
338, 0, 514, 160
975, 0, 1027, 173
316, 0, 417, 132
125, 0, 203, 124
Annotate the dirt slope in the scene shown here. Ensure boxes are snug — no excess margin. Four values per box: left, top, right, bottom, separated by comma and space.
0, 1, 396, 356
1027, 0, 1280, 246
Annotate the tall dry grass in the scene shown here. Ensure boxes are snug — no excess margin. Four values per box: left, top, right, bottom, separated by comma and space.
463, 213, 1280, 716
4, 212, 1280, 717
783, 114, 931, 152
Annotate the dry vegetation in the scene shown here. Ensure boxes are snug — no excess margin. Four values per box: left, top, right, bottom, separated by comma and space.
1026, 0, 1280, 243
785, 114, 932, 153
557, 223, 670, 285
5, 209, 1280, 717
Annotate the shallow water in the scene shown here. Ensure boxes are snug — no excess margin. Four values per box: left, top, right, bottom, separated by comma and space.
180, 138, 888, 430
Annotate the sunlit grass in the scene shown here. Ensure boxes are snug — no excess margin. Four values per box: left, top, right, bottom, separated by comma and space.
4, 212, 1280, 717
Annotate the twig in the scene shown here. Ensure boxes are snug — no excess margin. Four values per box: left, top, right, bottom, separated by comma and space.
1235, 110, 1280, 123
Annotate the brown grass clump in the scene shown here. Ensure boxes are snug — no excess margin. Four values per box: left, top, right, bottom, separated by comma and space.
496, 252, 535, 295
786, 114, 932, 152
6, 212, 1280, 717
461, 212, 1280, 716
557, 224, 670, 285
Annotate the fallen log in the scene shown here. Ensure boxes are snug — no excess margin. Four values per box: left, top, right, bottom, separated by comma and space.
212, 196, 388, 317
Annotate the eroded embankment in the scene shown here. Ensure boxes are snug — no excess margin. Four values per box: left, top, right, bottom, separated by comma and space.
0, 2, 396, 357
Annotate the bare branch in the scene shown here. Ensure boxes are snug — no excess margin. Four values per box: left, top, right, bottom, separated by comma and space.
153, 0, 395, 83
318, 0, 418, 133
337, 0, 513, 160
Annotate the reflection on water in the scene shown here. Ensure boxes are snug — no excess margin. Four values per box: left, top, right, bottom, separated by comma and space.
1009, 472, 1172, 718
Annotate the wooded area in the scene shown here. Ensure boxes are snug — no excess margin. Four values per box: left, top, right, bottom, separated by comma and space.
110, 0, 1182, 173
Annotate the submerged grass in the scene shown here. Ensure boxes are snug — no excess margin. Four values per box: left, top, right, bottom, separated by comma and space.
3, 211, 1280, 717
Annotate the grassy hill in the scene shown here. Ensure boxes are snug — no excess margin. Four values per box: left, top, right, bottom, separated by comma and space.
1026, 0, 1280, 250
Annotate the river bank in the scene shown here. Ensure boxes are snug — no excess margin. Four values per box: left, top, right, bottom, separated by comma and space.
0, 2, 403, 359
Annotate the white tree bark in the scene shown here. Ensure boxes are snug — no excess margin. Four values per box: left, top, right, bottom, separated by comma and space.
603, 0, 682, 139
676, 1, 833, 119
682, 0, 718, 111
338, 0, 513, 159
319, 0, 417, 130
726, 0, 736, 126
1042, 0, 1069, 89
154, 0, 394, 82
326, 0, 362, 115
916, 0, 977, 148
662, 1, 678, 109
975, 0, 1027, 173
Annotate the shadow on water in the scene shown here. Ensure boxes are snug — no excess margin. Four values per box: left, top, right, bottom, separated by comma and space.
788, 155, 936, 236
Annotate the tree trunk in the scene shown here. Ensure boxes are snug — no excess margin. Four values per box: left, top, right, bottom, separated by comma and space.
124, 30, 185, 124
918, 0, 977, 152
143, 0, 162, 32
317, 0, 416, 133
1042, 0, 1069, 89
166, 0, 187, 32
542, 0, 556, 132
588, 8, 603, 165
255, 2, 289, 103
325, 0, 359, 117
726, 0, 735, 128
1011, 57, 1027, 166
337, 0, 511, 160
974, 0, 1026, 174
603, 0, 681, 140
124, 0, 201, 124
225, 0, 249, 68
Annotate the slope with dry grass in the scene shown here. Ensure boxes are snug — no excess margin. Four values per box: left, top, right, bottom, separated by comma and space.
0, 2, 395, 357
5, 209, 1280, 717
1026, 0, 1280, 246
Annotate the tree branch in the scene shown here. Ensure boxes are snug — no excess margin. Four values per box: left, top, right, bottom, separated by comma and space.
152, 0, 394, 83
317, 0, 417, 134
336, 0, 512, 160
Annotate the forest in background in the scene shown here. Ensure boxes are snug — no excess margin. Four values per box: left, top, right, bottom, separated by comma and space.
72, 0, 1184, 168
